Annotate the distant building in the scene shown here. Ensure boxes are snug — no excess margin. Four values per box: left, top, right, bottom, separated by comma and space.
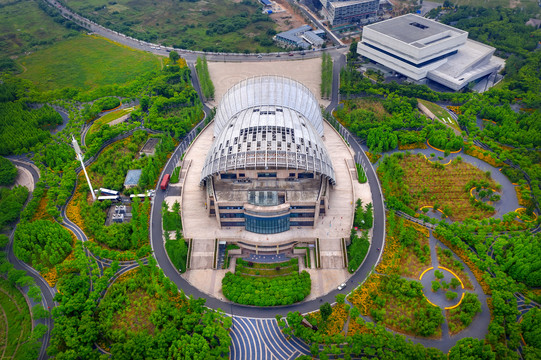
274, 25, 325, 49
259, 0, 272, 8
357, 14, 505, 91
124, 169, 142, 189
525, 18, 541, 29
320, 0, 379, 26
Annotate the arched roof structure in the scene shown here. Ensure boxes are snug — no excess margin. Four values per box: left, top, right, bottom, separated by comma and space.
213, 76, 324, 137
201, 76, 335, 185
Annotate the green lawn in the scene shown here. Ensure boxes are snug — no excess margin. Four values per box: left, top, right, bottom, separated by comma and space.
18, 35, 162, 91
0, 0, 77, 59
88, 106, 138, 135
418, 98, 460, 131
0, 278, 38, 359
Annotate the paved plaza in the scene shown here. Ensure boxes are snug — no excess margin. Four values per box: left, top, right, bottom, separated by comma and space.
165, 118, 373, 299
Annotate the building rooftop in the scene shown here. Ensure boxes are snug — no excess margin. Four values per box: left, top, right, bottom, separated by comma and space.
124, 169, 142, 187
331, 0, 376, 8
214, 178, 320, 203
367, 14, 465, 45
275, 25, 313, 49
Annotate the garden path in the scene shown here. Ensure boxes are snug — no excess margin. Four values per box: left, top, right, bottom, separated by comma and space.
370, 145, 520, 219
346, 228, 490, 352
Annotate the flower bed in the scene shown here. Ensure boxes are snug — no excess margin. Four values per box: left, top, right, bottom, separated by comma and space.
464, 144, 504, 167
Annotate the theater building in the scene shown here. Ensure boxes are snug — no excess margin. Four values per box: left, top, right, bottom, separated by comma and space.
200, 76, 336, 235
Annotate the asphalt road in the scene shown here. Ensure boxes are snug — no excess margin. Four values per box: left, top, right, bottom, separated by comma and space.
5, 158, 54, 360
146, 46, 387, 318
43, 0, 346, 64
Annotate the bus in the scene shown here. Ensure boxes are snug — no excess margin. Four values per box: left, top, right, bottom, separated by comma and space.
99, 188, 118, 196
160, 174, 171, 190
97, 195, 121, 202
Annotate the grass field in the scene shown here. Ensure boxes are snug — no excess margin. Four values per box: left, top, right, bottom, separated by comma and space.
62, 0, 282, 53
418, 99, 460, 131
0, 278, 37, 359
18, 35, 161, 91
88, 106, 138, 135
0, 0, 77, 59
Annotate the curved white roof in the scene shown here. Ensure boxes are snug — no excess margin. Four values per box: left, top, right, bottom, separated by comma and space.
213, 76, 324, 137
201, 105, 335, 185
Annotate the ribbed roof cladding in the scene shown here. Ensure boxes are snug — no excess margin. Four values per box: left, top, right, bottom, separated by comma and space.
200, 106, 335, 184
213, 76, 324, 137
201, 76, 335, 185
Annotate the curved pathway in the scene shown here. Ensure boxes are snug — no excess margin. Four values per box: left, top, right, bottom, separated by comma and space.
5, 158, 54, 360
371, 145, 521, 219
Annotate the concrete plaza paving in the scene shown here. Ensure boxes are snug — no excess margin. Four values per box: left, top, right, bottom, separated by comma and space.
166, 117, 373, 300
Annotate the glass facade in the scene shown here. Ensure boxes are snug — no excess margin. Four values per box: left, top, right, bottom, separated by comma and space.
245, 214, 290, 234
248, 191, 281, 206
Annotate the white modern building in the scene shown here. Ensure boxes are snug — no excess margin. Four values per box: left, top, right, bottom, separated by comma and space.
357, 14, 505, 90
200, 76, 335, 235
321, 0, 379, 26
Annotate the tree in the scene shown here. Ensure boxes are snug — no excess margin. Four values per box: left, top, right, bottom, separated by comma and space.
434, 270, 444, 279
446, 291, 458, 301
431, 280, 441, 292
169, 51, 180, 63
448, 338, 495, 360
320, 302, 332, 322
0, 156, 17, 185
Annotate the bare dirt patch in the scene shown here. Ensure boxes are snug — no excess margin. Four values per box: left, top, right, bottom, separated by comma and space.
270, 0, 307, 32
207, 58, 327, 109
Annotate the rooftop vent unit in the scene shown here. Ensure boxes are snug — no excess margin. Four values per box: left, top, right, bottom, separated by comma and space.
410, 22, 429, 30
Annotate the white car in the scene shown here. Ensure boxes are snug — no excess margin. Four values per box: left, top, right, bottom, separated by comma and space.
337, 283, 347, 291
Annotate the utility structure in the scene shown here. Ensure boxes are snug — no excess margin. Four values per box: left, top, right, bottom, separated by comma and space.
72, 135, 96, 201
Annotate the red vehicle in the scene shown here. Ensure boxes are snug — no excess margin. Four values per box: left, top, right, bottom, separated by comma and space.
160, 174, 170, 190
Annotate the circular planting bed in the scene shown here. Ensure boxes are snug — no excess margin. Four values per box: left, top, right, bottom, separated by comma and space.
419, 267, 465, 310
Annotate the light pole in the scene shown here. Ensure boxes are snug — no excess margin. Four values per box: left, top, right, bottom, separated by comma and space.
72, 136, 96, 201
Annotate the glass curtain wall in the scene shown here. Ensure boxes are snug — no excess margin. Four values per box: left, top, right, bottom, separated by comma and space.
245, 214, 290, 234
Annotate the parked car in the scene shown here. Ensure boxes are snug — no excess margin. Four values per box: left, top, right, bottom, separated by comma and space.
288, 52, 294, 56
337, 282, 347, 290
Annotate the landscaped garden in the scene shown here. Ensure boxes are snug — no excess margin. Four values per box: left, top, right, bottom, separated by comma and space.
0, 277, 46, 360
222, 258, 311, 306
446, 292, 482, 334
88, 105, 138, 135
66, 132, 177, 259
348, 274, 444, 337
436, 247, 473, 290
378, 153, 500, 221
376, 213, 430, 278
96, 264, 232, 358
